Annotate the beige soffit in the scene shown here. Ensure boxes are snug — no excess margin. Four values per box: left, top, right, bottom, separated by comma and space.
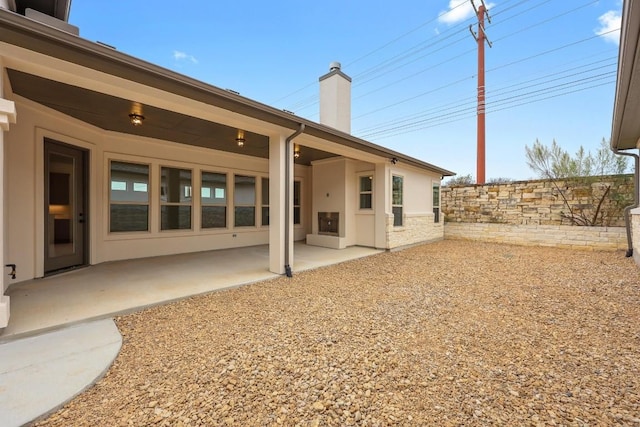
0, 9, 455, 176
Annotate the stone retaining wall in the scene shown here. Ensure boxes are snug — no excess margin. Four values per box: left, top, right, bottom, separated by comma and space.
442, 175, 633, 227
444, 223, 627, 251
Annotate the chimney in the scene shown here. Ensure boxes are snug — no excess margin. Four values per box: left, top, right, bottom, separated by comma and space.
319, 62, 352, 134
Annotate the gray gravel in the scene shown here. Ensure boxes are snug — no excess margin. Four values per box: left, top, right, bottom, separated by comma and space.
34, 241, 640, 426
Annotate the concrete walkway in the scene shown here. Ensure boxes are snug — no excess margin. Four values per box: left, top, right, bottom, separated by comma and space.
0, 243, 382, 426
0, 319, 122, 427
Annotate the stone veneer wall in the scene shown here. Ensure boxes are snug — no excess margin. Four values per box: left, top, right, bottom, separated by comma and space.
441, 175, 633, 227
441, 176, 634, 252
632, 209, 640, 264
387, 213, 443, 249
444, 223, 627, 251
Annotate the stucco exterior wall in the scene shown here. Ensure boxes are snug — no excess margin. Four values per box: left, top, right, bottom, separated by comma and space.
444, 223, 627, 251
6, 97, 312, 282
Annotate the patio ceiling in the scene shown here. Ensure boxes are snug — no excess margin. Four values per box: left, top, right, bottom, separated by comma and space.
6, 69, 337, 166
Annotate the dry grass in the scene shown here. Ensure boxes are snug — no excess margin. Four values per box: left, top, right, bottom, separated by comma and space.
35, 241, 640, 426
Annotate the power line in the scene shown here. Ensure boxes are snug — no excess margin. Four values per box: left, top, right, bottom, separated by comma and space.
349, 1, 608, 118
353, 28, 619, 122
360, 73, 615, 138
278, 0, 533, 110
355, 54, 617, 135
361, 79, 615, 140
269, 0, 471, 105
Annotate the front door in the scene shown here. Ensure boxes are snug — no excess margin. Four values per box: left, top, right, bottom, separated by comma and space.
44, 139, 88, 274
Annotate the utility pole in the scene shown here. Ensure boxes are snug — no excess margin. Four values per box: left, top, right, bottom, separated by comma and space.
469, 0, 492, 185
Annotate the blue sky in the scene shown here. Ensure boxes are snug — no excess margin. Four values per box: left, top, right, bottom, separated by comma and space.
69, 0, 622, 181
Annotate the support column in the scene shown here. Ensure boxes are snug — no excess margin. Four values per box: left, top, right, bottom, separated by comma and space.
0, 58, 17, 327
268, 134, 290, 274
373, 162, 389, 249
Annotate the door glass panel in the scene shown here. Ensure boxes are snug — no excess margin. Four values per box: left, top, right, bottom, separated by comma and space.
48, 153, 75, 258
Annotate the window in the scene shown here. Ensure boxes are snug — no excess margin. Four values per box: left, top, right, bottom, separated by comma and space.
433, 184, 441, 223
109, 161, 149, 232
234, 175, 256, 227
261, 178, 269, 226
294, 181, 301, 225
392, 175, 403, 227
201, 172, 227, 228
359, 175, 373, 209
161, 167, 192, 230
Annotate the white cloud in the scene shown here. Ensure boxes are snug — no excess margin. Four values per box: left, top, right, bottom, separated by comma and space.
595, 10, 621, 45
173, 50, 199, 64
438, 0, 495, 25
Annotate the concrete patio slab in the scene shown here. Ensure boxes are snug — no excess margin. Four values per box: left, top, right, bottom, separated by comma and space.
1, 243, 382, 340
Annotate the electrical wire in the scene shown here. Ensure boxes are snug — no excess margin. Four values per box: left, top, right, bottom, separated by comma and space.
355, 54, 617, 135
292, 0, 607, 116
268, 0, 471, 105
274, 0, 531, 109
359, 78, 615, 140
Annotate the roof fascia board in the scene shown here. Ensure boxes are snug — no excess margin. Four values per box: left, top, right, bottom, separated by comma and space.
612, 0, 640, 150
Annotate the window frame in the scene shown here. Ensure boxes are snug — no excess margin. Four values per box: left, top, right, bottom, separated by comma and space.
358, 173, 374, 210
392, 174, 404, 227
234, 174, 257, 227
433, 183, 441, 223
261, 177, 269, 227
108, 160, 151, 233
201, 171, 228, 229
293, 179, 302, 225
160, 166, 193, 231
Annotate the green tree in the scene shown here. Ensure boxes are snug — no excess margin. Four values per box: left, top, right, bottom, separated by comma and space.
525, 138, 631, 226
526, 138, 628, 179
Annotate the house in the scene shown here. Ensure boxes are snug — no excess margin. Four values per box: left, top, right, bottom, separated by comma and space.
611, 0, 640, 265
0, 1, 454, 327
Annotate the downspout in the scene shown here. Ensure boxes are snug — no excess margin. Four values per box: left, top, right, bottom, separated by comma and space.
612, 147, 639, 257
284, 124, 305, 277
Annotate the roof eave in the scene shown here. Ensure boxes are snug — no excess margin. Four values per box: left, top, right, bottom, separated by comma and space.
611, 0, 640, 151
0, 9, 454, 177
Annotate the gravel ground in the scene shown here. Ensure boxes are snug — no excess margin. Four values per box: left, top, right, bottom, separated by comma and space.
34, 241, 640, 426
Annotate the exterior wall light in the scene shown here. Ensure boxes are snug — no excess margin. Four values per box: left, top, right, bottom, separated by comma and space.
128, 113, 145, 126
236, 129, 245, 147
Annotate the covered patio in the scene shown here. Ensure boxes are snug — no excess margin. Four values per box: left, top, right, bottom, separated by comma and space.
0, 243, 382, 340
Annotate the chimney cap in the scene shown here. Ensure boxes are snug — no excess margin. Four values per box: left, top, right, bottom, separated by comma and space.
329, 61, 341, 71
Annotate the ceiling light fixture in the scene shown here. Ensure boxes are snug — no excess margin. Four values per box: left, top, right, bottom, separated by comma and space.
294, 144, 301, 159
128, 113, 145, 126
236, 129, 245, 147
